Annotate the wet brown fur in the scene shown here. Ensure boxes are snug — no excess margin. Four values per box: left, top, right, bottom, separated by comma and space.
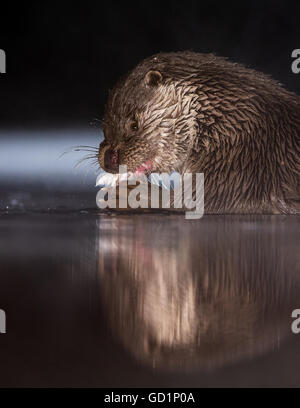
100, 51, 300, 214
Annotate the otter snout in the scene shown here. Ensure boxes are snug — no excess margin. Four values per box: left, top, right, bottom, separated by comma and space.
105, 148, 119, 171
99, 143, 119, 172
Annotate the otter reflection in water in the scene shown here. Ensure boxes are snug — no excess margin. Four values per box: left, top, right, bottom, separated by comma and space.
97, 215, 300, 370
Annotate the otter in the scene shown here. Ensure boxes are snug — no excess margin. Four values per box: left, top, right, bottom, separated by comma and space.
98, 51, 300, 214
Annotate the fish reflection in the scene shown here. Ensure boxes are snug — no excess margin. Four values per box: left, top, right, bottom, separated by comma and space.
97, 215, 300, 370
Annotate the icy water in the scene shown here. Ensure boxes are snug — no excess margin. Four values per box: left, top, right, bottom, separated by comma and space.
0, 207, 300, 387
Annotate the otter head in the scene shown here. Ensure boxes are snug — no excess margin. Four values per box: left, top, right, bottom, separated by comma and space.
98, 57, 197, 175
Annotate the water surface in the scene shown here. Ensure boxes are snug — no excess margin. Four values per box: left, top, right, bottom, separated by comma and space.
0, 210, 299, 387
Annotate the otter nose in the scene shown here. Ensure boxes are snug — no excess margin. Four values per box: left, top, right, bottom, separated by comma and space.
104, 148, 119, 171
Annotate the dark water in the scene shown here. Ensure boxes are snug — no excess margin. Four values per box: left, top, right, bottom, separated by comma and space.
0, 209, 300, 387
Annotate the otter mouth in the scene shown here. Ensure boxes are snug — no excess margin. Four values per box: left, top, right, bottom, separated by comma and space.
99, 142, 154, 175
134, 159, 153, 175
96, 159, 154, 189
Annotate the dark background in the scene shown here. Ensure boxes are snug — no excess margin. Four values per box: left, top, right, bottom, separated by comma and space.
1, 0, 300, 129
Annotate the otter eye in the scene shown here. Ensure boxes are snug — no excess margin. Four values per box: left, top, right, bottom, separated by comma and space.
130, 121, 138, 132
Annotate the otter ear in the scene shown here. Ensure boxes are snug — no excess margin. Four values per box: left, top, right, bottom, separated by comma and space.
144, 70, 163, 87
